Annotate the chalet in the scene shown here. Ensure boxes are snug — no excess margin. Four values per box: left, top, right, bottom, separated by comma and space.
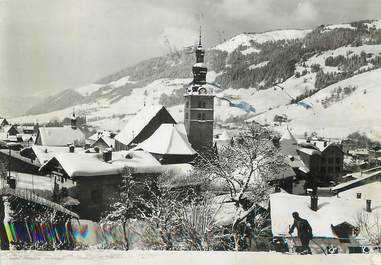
270, 192, 381, 254
19, 125, 36, 135
276, 129, 309, 194
0, 149, 41, 174
135, 124, 197, 164
39, 149, 192, 220
35, 111, 86, 147
114, 105, 176, 151
88, 131, 115, 151
0, 118, 9, 129
1, 125, 18, 136
295, 140, 344, 186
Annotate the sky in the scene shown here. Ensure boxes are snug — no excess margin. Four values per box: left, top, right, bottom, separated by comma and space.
1, 0, 380, 98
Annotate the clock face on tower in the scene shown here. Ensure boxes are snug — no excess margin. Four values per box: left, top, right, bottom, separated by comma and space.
198, 87, 207, 94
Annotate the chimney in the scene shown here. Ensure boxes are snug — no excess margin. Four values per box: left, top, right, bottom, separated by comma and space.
103, 149, 112, 162
356, 193, 362, 199
366, 199, 372, 212
311, 195, 318, 211
94, 146, 100, 153
69, 145, 75, 153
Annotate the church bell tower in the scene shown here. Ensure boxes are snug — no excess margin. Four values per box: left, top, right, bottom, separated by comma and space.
184, 27, 214, 151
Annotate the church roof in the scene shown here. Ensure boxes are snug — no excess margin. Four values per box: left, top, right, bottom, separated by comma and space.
136, 124, 196, 156
114, 105, 175, 146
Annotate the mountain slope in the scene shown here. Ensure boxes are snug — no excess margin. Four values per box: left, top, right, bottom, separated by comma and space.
249, 68, 381, 140
13, 19, 381, 140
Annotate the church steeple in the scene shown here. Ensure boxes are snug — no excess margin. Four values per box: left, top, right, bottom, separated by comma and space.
196, 26, 205, 63
71, 107, 77, 130
184, 26, 214, 151
190, 26, 207, 93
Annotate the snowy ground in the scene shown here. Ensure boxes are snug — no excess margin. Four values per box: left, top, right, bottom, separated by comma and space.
0, 251, 380, 265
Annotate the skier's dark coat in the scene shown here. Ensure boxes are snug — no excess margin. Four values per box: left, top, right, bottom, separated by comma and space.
289, 218, 313, 239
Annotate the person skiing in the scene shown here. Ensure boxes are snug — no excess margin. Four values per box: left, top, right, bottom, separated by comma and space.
289, 211, 313, 254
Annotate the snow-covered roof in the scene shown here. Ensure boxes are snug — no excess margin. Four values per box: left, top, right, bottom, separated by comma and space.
36, 126, 85, 146
92, 135, 115, 148
22, 125, 35, 130
89, 131, 115, 148
279, 129, 298, 157
270, 192, 381, 238
136, 124, 196, 156
88, 130, 114, 142
298, 147, 321, 156
39, 149, 192, 178
115, 105, 174, 146
212, 193, 267, 227
331, 167, 381, 193
2, 125, 17, 133
29, 145, 90, 165
0, 118, 8, 126
338, 181, 381, 202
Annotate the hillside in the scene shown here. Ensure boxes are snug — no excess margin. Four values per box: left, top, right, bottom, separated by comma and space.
13, 19, 381, 140
0, 96, 41, 118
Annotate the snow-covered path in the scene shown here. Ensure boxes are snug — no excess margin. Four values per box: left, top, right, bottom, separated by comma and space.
0, 251, 380, 265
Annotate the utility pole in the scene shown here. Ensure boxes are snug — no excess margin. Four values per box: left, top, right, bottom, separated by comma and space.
8, 147, 11, 181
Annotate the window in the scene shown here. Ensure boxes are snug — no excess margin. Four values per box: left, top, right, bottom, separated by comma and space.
185, 113, 188, 119
201, 113, 206, 120
185, 101, 189, 108
328, 157, 334, 164
91, 189, 102, 204
198, 113, 201, 120
198, 101, 202, 108
202, 102, 206, 108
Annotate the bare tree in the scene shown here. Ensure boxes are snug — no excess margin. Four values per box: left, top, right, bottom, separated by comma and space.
355, 211, 381, 246
194, 125, 286, 250
101, 167, 136, 250
129, 175, 223, 250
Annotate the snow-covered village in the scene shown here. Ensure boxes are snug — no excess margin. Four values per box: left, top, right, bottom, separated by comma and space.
1, 1, 381, 264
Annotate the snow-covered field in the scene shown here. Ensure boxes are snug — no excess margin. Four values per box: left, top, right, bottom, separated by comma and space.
251, 68, 381, 141
0, 251, 379, 265
213, 29, 311, 53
